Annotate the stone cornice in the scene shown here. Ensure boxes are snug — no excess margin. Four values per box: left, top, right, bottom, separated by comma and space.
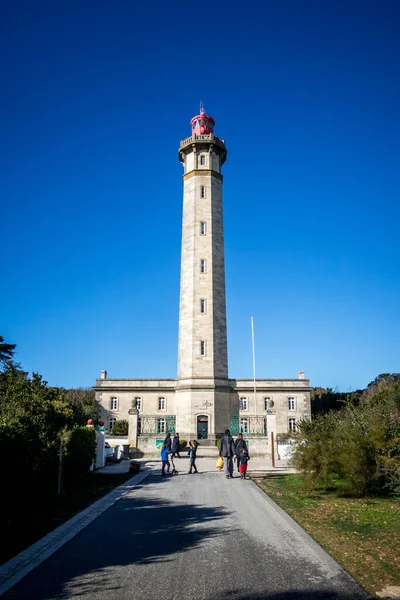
183, 169, 223, 182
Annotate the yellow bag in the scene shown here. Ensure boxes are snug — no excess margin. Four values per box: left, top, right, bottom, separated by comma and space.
216, 456, 224, 470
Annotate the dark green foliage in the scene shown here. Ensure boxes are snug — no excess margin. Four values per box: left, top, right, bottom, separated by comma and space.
179, 439, 187, 449
111, 419, 129, 436
64, 427, 96, 478
292, 377, 400, 496
311, 387, 362, 416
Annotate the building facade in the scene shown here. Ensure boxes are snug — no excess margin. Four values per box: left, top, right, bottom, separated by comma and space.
95, 107, 311, 456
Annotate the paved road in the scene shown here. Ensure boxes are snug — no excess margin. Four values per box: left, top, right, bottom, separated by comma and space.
4, 464, 371, 600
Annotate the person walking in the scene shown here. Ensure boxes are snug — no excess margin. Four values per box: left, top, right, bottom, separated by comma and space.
234, 433, 247, 473
188, 440, 199, 474
171, 433, 181, 459
161, 443, 171, 477
239, 446, 250, 479
164, 432, 172, 451
219, 429, 235, 479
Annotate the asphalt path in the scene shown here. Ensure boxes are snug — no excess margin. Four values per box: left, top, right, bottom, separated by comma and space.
4, 462, 371, 600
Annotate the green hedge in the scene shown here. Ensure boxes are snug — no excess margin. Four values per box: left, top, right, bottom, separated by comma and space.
64, 426, 96, 479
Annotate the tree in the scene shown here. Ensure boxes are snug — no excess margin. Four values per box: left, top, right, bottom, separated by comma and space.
111, 420, 129, 436
0, 335, 16, 371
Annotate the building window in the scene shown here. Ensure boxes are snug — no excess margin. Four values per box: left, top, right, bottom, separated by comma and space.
288, 397, 296, 411
200, 298, 206, 313
110, 397, 118, 411
109, 417, 117, 432
135, 397, 142, 411
200, 341, 206, 356
264, 397, 271, 410
200, 155, 206, 166
200, 186, 205, 198
158, 397, 166, 411
240, 418, 249, 433
288, 418, 296, 432
157, 418, 166, 434
240, 397, 248, 411
200, 221, 206, 235
200, 259, 206, 273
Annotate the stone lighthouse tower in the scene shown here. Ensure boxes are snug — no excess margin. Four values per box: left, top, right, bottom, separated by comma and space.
175, 106, 230, 443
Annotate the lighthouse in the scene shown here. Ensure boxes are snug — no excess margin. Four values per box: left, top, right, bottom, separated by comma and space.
175, 106, 229, 442
94, 106, 312, 458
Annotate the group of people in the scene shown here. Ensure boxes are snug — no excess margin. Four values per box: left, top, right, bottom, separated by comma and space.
160, 429, 249, 479
161, 432, 182, 476
219, 430, 250, 479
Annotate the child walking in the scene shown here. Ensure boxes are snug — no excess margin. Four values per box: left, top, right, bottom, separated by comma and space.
188, 440, 199, 474
239, 446, 250, 479
161, 443, 172, 477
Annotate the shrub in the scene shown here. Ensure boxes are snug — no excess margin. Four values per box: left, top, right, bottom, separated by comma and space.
179, 439, 187, 449
64, 426, 96, 479
112, 420, 129, 436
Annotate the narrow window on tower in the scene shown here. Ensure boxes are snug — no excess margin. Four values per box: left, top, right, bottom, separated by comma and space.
200, 341, 206, 356
200, 186, 205, 198
200, 155, 206, 166
200, 299, 206, 313
200, 259, 206, 273
200, 221, 206, 235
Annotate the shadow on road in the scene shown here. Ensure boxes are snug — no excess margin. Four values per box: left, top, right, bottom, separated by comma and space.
3, 476, 231, 600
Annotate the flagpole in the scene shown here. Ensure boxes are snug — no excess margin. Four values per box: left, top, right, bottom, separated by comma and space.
251, 316, 257, 418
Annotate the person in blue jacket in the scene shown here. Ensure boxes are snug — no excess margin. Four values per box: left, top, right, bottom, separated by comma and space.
161, 443, 172, 476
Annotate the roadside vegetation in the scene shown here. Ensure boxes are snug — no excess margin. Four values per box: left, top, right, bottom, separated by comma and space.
295, 374, 400, 497
253, 374, 400, 597
0, 335, 129, 565
253, 473, 400, 598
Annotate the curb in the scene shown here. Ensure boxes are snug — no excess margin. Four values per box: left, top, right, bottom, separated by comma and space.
0, 467, 153, 596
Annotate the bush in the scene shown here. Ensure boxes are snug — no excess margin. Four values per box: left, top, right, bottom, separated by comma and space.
291, 378, 400, 496
179, 439, 187, 450
112, 420, 129, 436
216, 439, 221, 449
64, 426, 96, 479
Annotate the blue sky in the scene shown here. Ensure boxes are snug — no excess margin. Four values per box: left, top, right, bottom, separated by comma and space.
1, 0, 399, 391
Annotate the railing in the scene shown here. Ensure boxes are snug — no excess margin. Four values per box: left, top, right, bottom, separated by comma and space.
229, 415, 267, 437
138, 415, 176, 435
179, 134, 225, 147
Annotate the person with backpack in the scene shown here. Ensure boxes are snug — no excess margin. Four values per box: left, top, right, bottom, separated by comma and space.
219, 429, 235, 479
188, 440, 199, 474
234, 433, 247, 473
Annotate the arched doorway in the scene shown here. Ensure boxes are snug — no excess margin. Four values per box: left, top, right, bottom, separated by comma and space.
197, 415, 208, 440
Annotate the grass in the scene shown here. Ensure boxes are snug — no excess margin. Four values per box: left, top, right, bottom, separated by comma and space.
1, 471, 134, 566
250, 472, 400, 599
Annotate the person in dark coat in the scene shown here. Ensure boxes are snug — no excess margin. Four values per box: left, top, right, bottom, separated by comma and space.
234, 433, 247, 472
239, 446, 250, 479
164, 433, 172, 451
219, 429, 235, 478
171, 433, 180, 458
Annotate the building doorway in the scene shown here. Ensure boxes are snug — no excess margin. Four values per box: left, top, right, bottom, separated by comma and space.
197, 415, 208, 440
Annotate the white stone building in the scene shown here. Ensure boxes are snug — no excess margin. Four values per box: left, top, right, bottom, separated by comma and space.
95, 107, 311, 456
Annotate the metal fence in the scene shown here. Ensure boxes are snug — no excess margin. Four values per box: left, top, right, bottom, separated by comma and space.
138, 415, 176, 436
229, 415, 267, 437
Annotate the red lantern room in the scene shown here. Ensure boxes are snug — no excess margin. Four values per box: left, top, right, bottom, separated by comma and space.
190, 103, 215, 135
